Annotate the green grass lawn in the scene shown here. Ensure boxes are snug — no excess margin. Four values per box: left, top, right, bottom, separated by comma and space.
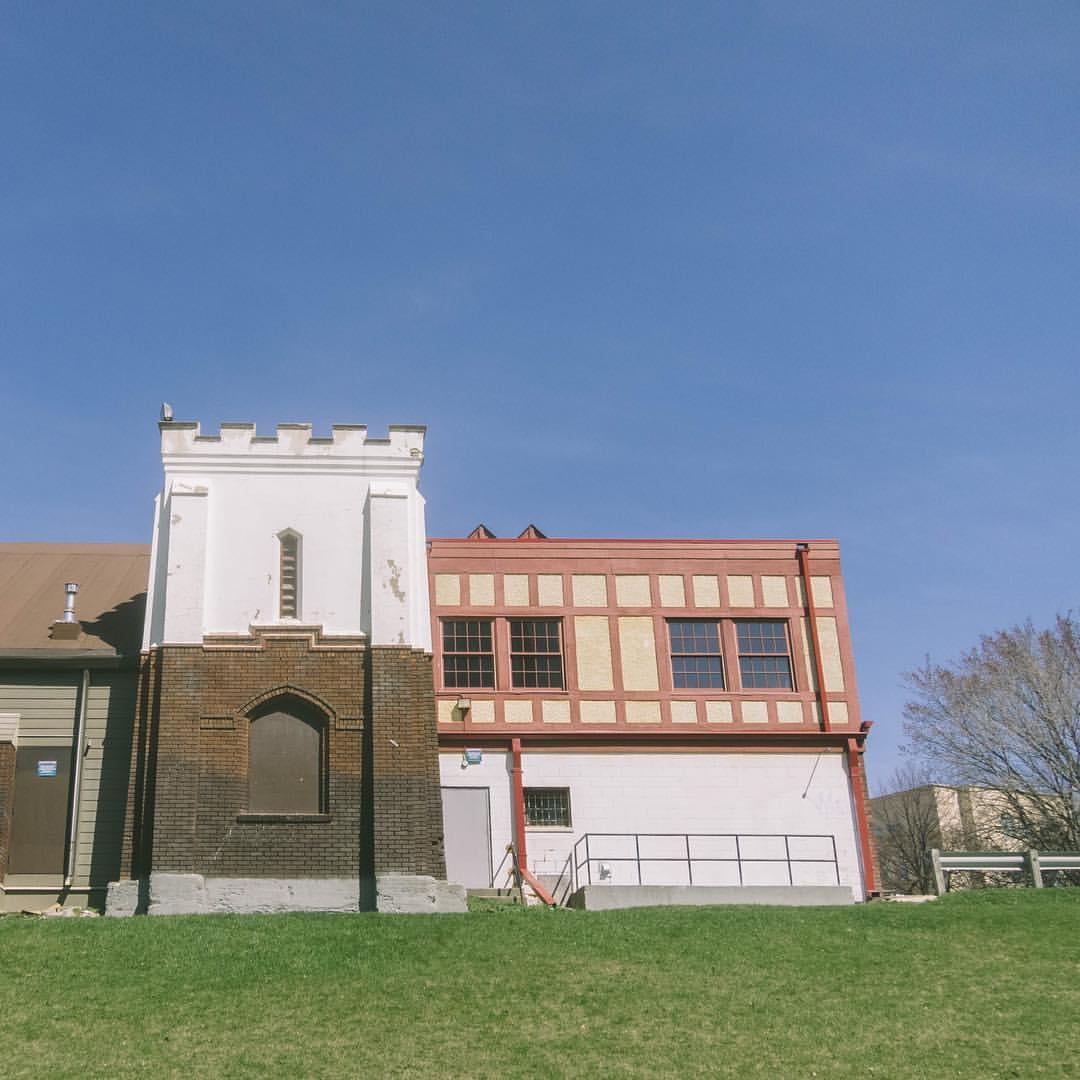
1, 891, 1077, 1078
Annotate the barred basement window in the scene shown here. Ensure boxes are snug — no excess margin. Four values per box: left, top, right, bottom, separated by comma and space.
668, 620, 725, 689
278, 529, 301, 619
442, 619, 495, 688
510, 619, 564, 689
736, 619, 794, 689
524, 787, 572, 828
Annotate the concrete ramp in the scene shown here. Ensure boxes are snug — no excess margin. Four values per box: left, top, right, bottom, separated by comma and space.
567, 885, 855, 910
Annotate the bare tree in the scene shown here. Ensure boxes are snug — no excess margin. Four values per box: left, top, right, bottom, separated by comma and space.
871, 764, 948, 893
904, 615, 1080, 851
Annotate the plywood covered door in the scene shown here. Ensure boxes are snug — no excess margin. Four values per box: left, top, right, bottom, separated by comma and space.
441, 787, 492, 888
8, 746, 73, 875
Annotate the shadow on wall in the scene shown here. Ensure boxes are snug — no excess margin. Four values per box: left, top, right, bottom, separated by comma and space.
80, 593, 146, 655
87, 671, 137, 890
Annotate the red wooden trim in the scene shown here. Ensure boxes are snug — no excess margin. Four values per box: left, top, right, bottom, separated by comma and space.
797, 544, 831, 732
440, 729, 861, 751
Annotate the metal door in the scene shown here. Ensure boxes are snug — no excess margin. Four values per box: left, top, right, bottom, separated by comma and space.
8, 746, 73, 875
441, 786, 492, 888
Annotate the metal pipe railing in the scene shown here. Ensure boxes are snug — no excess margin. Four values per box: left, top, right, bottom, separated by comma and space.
572, 832, 840, 889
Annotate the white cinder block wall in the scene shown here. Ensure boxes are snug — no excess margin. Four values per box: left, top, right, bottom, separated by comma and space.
440, 750, 866, 901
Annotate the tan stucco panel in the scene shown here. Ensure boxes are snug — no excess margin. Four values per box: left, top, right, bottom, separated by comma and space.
692, 575, 720, 607
658, 575, 686, 607
706, 701, 734, 724
817, 616, 846, 692
437, 699, 458, 724
625, 700, 661, 724
741, 700, 769, 724
828, 700, 849, 728
618, 616, 659, 691
761, 575, 789, 608
537, 574, 564, 607
615, 574, 651, 607
811, 575, 834, 607
727, 575, 755, 607
468, 574, 495, 606
504, 699, 534, 724
542, 699, 571, 724
670, 700, 698, 724
572, 574, 608, 607
777, 700, 804, 725
503, 574, 530, 607
470, 699, 495, 724
574, 616, 614, 691
579, 699, 616, 724
434, 574, 460, 607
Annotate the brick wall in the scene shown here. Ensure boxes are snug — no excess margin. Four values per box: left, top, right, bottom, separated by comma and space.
368, 647, 446, 879
0, 741, 15, 879
125, 629, 446, 888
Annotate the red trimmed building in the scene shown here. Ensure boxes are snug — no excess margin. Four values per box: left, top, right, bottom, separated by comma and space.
0, 420, 875, 913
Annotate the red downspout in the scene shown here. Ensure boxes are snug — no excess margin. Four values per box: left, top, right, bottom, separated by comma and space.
509, 737, 557, 906
797, 543, 831, 732
847, 733, 878, 896
511, 737, 528, 870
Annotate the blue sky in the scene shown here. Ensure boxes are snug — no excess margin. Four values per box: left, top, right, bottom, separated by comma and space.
3, 3, 1078, 786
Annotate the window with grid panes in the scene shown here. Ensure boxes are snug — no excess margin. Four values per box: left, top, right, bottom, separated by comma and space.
442, 620, 495, 688
736, 620, 794, 689
509, 619, 564, 689
668, 620, 725, 689
524, 787, 571, 827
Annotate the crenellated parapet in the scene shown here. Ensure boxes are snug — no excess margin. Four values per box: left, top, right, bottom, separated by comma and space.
160, 420, 425, 473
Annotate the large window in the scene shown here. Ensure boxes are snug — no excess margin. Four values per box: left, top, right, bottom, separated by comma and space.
510, 619, 565, 689
524, 787, 572, 828
668, 620, 725, 689
736, 620, 794, 689
442, 620, 495, 688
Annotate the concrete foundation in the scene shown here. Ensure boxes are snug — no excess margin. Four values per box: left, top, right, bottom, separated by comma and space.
106, 873, 468, 915
105, 879, 144, 917
566, 885, 855, 910
375, 874, 467, 913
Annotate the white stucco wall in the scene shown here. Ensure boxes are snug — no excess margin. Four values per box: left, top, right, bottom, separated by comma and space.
440, 749, 866, 901
143, 422, 431, 649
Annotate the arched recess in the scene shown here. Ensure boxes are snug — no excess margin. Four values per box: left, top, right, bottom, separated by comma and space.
247, 692, 328, 815
277, 528, 302, 619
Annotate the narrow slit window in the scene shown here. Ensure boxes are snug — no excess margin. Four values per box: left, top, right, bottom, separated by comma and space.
279, 531, 300, 619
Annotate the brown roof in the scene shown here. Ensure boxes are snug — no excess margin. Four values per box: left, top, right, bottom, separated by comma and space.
0, 543, 150, 657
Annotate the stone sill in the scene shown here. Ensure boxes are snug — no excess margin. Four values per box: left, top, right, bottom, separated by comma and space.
235, 813, 332, 825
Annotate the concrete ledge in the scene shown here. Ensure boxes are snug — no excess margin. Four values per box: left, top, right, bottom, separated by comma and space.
375, 874, 467, 914
566, 885, 855, 910
142, 873, 360, 915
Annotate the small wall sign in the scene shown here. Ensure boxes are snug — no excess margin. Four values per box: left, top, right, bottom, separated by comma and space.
36, 760, 58, 777
463, 748, 483, 766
